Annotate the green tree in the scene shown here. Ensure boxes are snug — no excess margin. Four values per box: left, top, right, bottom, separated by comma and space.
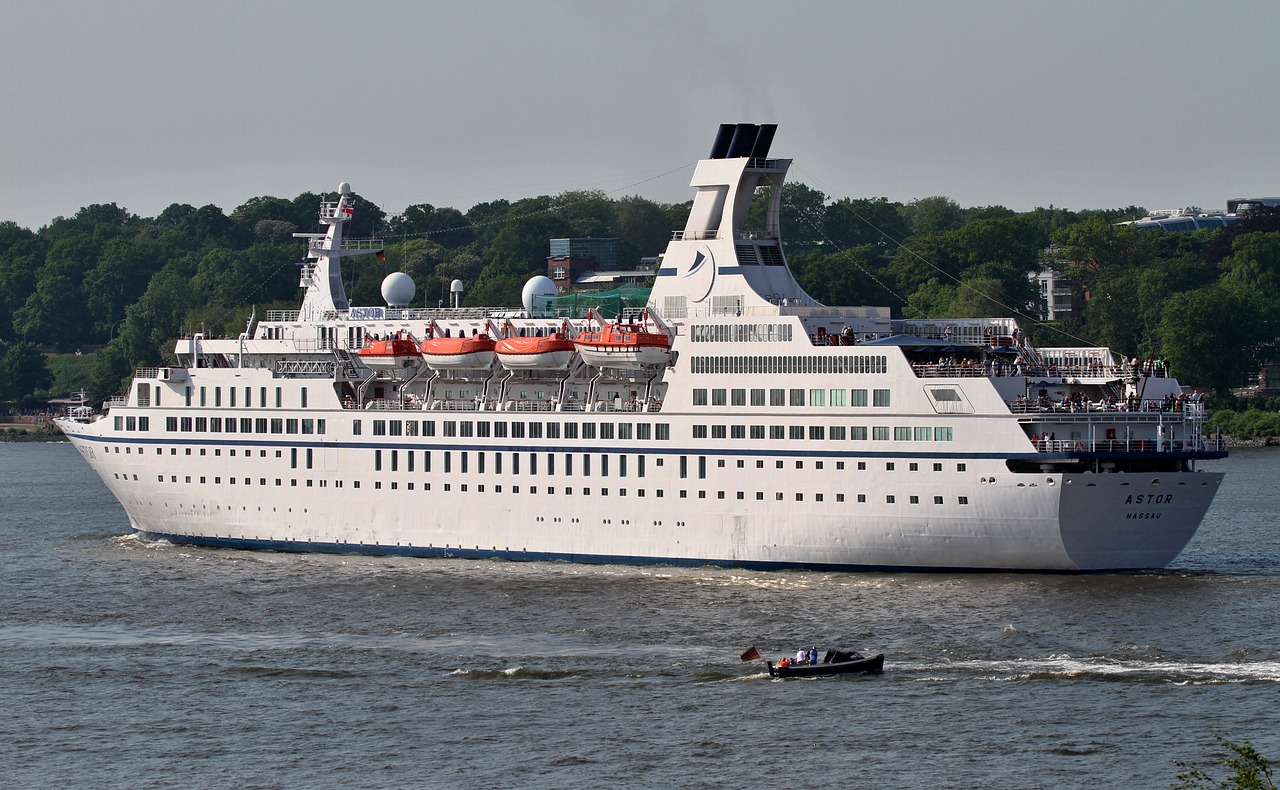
901, 196, 963, 235
1155, 285, 1258, 394
0, 341, 53, 405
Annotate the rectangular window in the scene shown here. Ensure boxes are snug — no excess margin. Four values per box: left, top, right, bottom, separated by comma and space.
809, 389, 825, 407
789, 426, 804, 440
829, 389, 846, 407
750, 425, 765, 439
789, 389, 805, 406
194, 417, 206, 432
618, 423, 632, 440
389, 420, 403, 436
443, 421, 457, 437
851, 389, 868, 407
711, 425, 727, 439
770, 425, 785, 440
711, 389, 727, 406
693, 425, 708, 439
301, 419, 314, 435
301, 387, 308, 409
730, 425, 745, 439
600, 423, 614, 440
286, 419, 299, 434
460, 421, 474, 438
809, 426, 825, 440
655, 424, 670, 440
872, 426, 890, 441
529, 423, 543, 439
563, 422, 577, 439
770, 389, 786, 407
582, 423, 596, 440
352, 420, 362, 436
894, 427, 912, 441
275, 387, 282, 408
693, 389, 708, 406
873, 389, 891, 407
829, 426, 846, 440
215, 387, 222, 407
935, 427, 954, 441
731, 389, 746, 406
270, 419, 283, 434
750, 388, 766, 406
373, 420, 386, 436
423, 420, 435, 437
914, 427, 932, 441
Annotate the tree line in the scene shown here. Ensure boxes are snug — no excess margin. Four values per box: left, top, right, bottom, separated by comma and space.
1, 183, 1278, 409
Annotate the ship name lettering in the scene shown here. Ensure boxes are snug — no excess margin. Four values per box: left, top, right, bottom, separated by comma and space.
1123, 494, 1172, 505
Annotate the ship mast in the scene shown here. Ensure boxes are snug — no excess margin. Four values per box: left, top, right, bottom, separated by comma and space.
296, 182, 384, 321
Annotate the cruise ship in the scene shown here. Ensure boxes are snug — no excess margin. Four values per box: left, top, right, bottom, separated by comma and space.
57, 124, 1226, 571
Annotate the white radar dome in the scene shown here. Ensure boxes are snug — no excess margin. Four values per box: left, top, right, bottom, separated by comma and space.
522, 275, 558, 318
450, 279, 465, 294
381, 272, 416, 308
338, 181, 352, 195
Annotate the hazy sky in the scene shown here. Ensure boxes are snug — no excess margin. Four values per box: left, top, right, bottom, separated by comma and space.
3, 0, 1277, 230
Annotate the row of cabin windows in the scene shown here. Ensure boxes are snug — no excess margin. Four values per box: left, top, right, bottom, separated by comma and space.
357, 419, 671, 441
691, 424, 954, 441
693, 388, 891, 408
690, 355, 888, 375
114, 416, 150, 431
689, 323, 794, 343
127, 472, 971, 507
160, 386, 310, 409
373, 449, 652, 478
678, 456, 968, 478
164, 416, 327, 435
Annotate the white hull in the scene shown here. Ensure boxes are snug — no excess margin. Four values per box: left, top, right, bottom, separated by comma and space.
59, 413, 1222, 571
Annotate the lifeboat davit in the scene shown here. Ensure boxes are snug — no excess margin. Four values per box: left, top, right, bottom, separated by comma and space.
418, 334, 497, 370
495, 333, 575, 370
358, 336, 423, 370
573, 323, 673, 370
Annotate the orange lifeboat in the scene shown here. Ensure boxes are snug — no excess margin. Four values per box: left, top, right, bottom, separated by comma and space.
573, 323, 673, 370
494, 332, 575, 370
418, 334, 497, 370
358, 335, 422, 370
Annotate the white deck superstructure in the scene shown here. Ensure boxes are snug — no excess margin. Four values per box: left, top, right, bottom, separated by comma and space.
57, 125, 1225, 571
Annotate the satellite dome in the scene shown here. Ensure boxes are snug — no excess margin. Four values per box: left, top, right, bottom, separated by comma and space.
338, 181, 352, 195
381, 272, 416, 308
450, 279, 465, 294
522, 275, 558, 317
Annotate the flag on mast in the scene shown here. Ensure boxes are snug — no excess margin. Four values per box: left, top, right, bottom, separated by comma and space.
740, 646, 761, 662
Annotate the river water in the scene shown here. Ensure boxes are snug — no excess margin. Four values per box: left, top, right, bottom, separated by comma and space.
1, 443, 1276, 788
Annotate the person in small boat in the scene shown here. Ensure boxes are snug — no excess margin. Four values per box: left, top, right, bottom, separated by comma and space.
795, 648, 806, 664
808, 647, 818, 665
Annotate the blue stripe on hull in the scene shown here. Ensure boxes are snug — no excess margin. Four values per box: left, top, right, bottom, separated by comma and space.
133, 530, 1091, 574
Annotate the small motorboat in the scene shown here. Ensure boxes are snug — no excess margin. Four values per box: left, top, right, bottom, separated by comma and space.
766, 650, 884, 678
358, 334, 422, 370
574, 322, 673, 370
494, 333, 575, 370
419, 334, 496, 370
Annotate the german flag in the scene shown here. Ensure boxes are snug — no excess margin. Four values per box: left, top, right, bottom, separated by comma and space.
739, 646, 761, 662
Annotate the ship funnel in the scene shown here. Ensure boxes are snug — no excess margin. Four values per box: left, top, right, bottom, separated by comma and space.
749, 124, 777, 159
726, 123, 758, 158
709, 124, 736, 159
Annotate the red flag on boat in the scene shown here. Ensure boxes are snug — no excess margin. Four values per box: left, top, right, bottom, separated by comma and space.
375, 250, 386, 260
342, 203, 354, 215
740, 646, 761, 662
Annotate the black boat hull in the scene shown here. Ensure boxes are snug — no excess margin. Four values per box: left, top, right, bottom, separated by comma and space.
766, 653, 884, 678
